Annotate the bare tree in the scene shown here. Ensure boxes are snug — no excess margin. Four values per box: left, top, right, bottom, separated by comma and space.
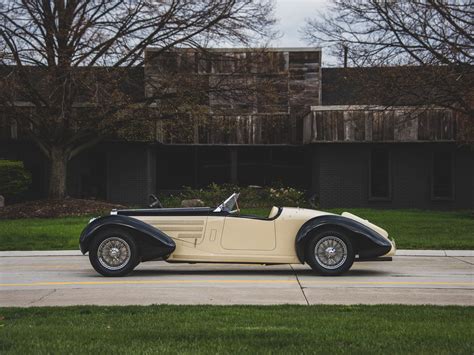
0, 0, 276, 198
302, 0, 473, 117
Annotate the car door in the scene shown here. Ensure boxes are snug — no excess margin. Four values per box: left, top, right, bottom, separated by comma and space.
139, 215, 208, 246
220, 216, 276, 251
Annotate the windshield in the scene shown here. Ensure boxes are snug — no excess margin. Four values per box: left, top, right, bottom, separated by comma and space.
214, 193, 240, 213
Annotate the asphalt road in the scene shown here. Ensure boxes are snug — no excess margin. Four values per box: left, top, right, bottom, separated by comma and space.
0, 253, 472, 307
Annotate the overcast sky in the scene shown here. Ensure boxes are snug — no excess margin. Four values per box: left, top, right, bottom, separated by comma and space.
273, 0, 328, 47
273, 0, 334, 65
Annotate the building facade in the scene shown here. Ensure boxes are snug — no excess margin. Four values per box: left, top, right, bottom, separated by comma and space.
1, 48, 472, 208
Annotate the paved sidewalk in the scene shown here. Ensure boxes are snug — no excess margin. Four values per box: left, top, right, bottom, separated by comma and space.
0, 249, 472, 257
0, 253, 472, 306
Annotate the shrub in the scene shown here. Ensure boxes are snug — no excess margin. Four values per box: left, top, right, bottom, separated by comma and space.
0, 160, 32, 199
161, 183, 308, 208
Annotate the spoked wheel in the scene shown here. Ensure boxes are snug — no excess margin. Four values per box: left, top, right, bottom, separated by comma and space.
306, 230, 355, 276
89, 228, 139, 277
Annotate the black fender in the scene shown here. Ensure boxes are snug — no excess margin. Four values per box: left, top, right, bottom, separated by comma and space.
79, 215, 176, 261
295, 215, 392, 263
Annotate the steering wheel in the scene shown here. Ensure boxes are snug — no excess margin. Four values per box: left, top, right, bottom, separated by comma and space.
148, 194, 163, 208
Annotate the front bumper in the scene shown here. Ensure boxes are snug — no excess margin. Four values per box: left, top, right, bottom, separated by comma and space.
384, 238, 396, 257
356, 239, 395, 261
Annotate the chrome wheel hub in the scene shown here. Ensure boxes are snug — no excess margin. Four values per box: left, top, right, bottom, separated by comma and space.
109, 247, 119, 257
325, 247, 336, 257
315, 236, 347, 270
98, 237, 131, 271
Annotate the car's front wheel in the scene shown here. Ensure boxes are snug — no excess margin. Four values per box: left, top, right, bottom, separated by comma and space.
89, 228, 139, 277
306, 230, 355, 276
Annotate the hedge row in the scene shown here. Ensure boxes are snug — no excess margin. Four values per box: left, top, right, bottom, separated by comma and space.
160, 183, 309, 208
0, 160, 32, 198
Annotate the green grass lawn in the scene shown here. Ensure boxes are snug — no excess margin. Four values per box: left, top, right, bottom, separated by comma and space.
0, 305, 472, 354
0, 208, 472, 251
0, 216, 90, 251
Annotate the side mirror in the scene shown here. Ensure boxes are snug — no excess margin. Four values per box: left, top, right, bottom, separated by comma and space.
149, 194, 163, 208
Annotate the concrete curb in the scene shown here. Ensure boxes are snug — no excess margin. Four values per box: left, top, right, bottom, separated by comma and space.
0, 250, 472, 257
397, 250, 473, 257
397, 250, 446, 256
0, 250, 83, 257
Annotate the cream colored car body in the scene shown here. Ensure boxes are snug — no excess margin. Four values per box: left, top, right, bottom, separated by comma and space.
134, 207, 395, 264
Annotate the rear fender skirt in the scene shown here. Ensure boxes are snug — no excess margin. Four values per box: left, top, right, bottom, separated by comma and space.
295, 215, 392, 263
79, 215, 176, 261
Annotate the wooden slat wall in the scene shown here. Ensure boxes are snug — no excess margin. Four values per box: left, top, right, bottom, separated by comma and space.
157, 107, 459, 145
157, 114, 297, 145
303, 107, 458, 143
418, 110, 455, 140
146, 48, 321, 145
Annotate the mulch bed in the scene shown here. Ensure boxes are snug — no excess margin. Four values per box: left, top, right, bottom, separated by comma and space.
0, 198, 127, 219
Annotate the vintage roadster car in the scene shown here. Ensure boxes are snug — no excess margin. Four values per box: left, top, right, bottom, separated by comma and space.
79, 193, 396, 277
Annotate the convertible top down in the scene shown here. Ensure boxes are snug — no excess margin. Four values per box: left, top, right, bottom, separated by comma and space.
80, 193, 396, 277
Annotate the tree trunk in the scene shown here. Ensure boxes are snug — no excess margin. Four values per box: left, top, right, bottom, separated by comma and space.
48, 146, 68, 199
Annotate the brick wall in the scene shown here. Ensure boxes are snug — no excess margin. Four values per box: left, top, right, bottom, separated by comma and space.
316, 143, 473, 209
106, 143, 156, 206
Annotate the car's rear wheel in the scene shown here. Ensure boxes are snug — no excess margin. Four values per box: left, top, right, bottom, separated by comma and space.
89, 228, 139, 277
306, 229, 355, 276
